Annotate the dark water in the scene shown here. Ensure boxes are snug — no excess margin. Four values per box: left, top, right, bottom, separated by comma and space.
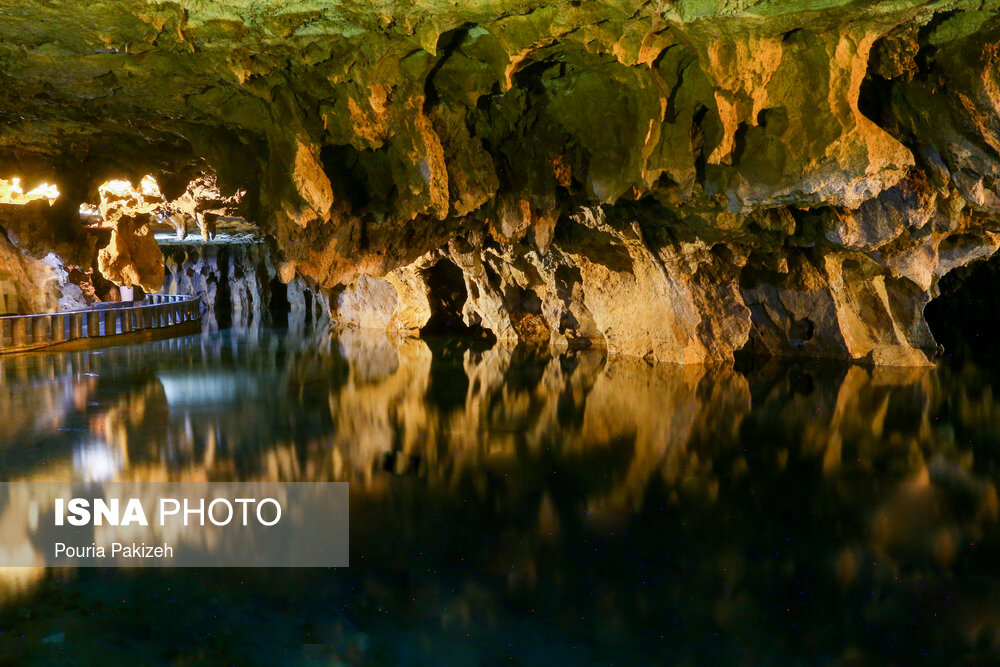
1, 326, 1000, 665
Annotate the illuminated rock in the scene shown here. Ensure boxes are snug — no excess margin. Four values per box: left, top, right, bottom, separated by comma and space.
0, 2, 996, 360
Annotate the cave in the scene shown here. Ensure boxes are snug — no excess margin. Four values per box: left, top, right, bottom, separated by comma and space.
0, 7, 994, 365
420, 259, 493, 340
926, 254, 1000, 367
268, 275, 291, 326
214, 258, 232, 329
2, 2, 1000, 664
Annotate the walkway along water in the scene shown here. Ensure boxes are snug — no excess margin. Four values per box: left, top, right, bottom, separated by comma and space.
0, 294, 201, 354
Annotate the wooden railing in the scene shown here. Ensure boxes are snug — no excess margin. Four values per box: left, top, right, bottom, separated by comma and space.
0, 294, 200, 352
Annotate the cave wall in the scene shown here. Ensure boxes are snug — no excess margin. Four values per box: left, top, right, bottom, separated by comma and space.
0, 1, 998, 363
162, 242, 275, 330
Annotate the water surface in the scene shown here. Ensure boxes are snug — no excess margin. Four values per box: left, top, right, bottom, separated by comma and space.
1, 327, 1000, 664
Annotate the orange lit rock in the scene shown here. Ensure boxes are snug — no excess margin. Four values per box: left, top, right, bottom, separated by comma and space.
97, 214, 164, 293
0, 1, 996, 361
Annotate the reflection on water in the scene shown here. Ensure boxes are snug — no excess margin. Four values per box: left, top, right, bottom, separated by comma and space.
1, 327, 1000, 663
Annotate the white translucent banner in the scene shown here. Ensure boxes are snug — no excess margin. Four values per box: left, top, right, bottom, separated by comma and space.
0, 482, 349, 567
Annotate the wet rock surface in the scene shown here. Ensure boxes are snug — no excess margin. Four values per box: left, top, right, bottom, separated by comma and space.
162, 240, 275, 330
0, 1, 998, 362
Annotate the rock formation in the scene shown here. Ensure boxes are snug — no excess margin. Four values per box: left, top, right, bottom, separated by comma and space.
162, 239, 275, 330
0, 1, 998, 364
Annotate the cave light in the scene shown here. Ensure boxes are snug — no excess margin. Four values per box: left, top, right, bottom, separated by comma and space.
81, 174, 165, 217
99, 174, 162, 199
0, 177, 60, 204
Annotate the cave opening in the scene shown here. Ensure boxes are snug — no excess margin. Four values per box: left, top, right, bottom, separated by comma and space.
268, 275, 291, 326
320, 145, 373, 213
421, 259, 494, 341
926, 255, 1000, 367
303, 289, 314, 318
0, 177, 59, 204
857, 69, 896, 130
213, 246, 233, 329
419, 258, 494, 410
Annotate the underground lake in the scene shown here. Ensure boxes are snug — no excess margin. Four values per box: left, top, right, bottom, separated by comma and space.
1, 318, 1000, 662
2, 0, 1000, 663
